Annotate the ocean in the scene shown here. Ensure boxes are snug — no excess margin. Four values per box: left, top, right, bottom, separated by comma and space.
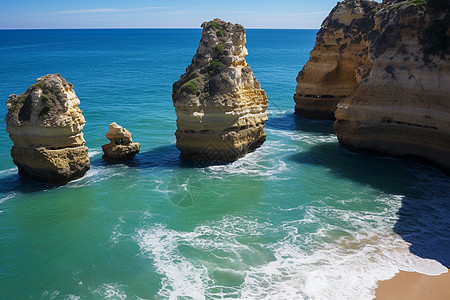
0, 29, 449, 300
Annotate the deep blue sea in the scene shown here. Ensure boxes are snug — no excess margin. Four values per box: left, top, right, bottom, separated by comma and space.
0, 29, 449, 299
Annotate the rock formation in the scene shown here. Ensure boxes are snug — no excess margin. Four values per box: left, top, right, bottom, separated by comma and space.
5, 74, 90, 184
334, 0, 450, 173
102, 122, 140, 162
172, 18, 268, 162
294, 0, 380, 119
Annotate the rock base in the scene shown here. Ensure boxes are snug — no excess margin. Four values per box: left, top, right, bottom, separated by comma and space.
176, 128, 266, 162
101, 143, 140, 162
11, 146, 90, 185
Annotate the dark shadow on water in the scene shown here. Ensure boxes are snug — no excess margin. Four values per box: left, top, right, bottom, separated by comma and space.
290, 143, 450, 268
266, 112, 335, 134
0, 172, 56, 195
90, 144, 182, 169
90, 144, 233, 170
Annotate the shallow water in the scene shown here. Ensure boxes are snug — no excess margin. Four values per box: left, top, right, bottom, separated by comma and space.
0, 29, 449, 300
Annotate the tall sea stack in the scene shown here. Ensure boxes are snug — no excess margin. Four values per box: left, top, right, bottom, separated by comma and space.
173, 18, 268, 162
294, 0, 380, 119
5, 74, 90, 184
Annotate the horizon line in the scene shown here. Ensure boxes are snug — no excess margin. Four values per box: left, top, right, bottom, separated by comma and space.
0, 27, 320, 30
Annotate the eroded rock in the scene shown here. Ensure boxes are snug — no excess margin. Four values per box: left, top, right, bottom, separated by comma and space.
5, 74, 90, 184
101, 122, 140, 162
172, 18, 268, 162
334, 0, 450, 173
294, 0, 380, 119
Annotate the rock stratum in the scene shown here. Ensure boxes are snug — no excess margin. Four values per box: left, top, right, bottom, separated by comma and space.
102, 122, 140, 162
173, 18, 268, 162
5, 74, 90, 184
294, 0, 380, 119
297, 0, 450, 173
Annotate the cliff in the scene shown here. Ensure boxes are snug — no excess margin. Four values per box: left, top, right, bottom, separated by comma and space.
5, 74, 90, 184
172, 18, 268, 162
334, 0, 450, 173
294, 0, 381, 119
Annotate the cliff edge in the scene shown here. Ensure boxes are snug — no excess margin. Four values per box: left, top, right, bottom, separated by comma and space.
294, 0, 380, 119
335, 0, 450, 173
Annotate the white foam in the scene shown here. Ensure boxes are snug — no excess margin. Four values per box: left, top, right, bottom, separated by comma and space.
135, 225, 209, 299
94, 283, 127, 300
0, 167, 16, 177
134, 194, 447, 300
88, 149, 102, 158
203, 140, 294, 180
0, 192, 18, 205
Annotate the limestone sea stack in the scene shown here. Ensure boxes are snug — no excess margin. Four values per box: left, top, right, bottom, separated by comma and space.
334, 0, 450, 173
294, 0, 380, 119
102, 122, 140, 162
5, 74, 90, 184
172, 18, 268, 162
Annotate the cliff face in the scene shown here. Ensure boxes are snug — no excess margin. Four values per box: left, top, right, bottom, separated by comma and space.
173, 18, 268, 162
334, 0, 450, 172
294, 0, 381, 119
5, 74, 90, 184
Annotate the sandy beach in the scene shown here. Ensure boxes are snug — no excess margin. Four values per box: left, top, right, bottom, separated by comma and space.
375, 270, 450, 299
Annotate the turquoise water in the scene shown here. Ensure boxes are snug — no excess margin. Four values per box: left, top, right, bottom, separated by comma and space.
0, 29, 449, 299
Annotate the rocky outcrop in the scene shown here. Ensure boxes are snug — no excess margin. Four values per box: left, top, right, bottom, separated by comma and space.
294, 0, 381, 119
102, 122, 140, 162
172, 18, 268, 162
5, 74, 90, 184
334, 0, 450, 173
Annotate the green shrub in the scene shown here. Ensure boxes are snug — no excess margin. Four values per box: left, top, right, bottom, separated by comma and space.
409, 0, 426, 7
215, 44, 224, 53
17, 94, 28, 104
211, 21, 220, 29
217, 30, 224, 36
188, 71, 198, 80
393, 2, 406, 10
181, 79, 200, 94
33, 81, 45, 89
39, 104, 51, 118
210, 59, 225, 69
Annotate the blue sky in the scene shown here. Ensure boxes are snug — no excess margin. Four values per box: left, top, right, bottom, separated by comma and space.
0, 0, 345, 29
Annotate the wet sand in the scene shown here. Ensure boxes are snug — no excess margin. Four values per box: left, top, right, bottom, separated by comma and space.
375, 270, 450, 299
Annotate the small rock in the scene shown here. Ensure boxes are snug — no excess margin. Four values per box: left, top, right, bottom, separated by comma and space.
102, 122, 140, 162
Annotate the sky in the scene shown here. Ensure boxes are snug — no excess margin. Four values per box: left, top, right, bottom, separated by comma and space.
0, 0, 346, 29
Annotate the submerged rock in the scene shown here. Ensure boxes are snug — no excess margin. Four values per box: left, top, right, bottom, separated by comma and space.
334, 0, 450, 173
5, 74, 90, 184
172, 18, 268, 162
102, 122, 140, 162
294, 0, 380, 119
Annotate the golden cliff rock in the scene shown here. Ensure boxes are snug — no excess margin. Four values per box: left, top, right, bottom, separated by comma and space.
5, 74, 90, 184
334, 0, 450, 173
173, 18, 268, 162
294, 0, 380, 119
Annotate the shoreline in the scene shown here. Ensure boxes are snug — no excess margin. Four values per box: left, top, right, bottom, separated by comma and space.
375, 270, 450, 299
